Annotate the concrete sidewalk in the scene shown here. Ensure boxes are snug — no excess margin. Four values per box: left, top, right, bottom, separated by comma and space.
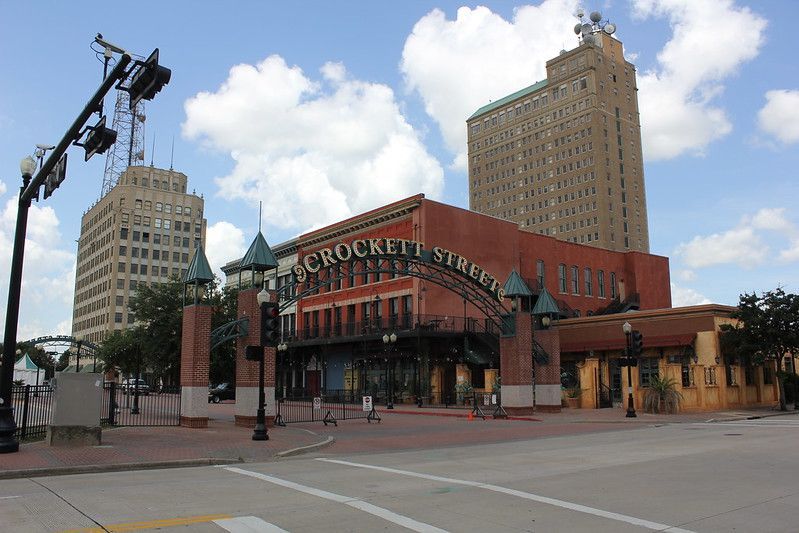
1, 402, 794, 480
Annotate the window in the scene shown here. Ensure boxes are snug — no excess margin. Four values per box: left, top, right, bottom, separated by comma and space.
116, 279, 125, 289
725, 363, 737, 386
597, 270, 605, 297
144, 200, 151, 210
120, 228, 129, 239
704, 367, 718, 386
681, 360, 693, 387
185, 207, 191, 216
131, 264, 139, 274
119, 245, 127, 256
165, 204, 172, 214
176, 205, 182, 215
536, 260, 545, 288
115, 312, 123, 323
558, 264, 567, 293
132, 231, 140, 242
744, 365, 754, 386
571, 266, 579, 294
153, 250, 160, 260
610, 272, 617, 299
584, 268, 592, 296
639, 358, 659, 388
156, 202, 163, 212
135, 199, 142, 209
115, 295, 124, 306
131, 247, 139, 258
153, 234, 161, 244
763, 365, 773, 384
155, 218, 162, 229
164, 220, 171, 230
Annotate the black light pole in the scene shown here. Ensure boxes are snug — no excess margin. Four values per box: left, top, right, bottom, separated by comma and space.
131, 343, 141, 415
623, 321, 636, 418
75, 337, 83, 372
0, 156, 37, 453
253, 288, 270, 441
383, 332, 397, 409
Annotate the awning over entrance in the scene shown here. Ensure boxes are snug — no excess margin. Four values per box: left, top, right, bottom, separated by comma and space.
561, 333, 696, 353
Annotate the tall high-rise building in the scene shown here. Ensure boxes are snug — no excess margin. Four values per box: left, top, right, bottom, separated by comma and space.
71, 166, 207, 343
467, 22, 649, 252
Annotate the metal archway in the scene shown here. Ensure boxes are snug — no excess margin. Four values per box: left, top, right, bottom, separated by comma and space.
21, 335, 99, 355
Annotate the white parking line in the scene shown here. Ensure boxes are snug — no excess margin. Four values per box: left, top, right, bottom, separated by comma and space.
222, 466, 448, 533
214, 516, 289, 532
317, 458, 695, 533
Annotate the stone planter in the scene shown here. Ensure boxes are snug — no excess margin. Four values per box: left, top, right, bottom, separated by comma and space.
566, 397, 581, 409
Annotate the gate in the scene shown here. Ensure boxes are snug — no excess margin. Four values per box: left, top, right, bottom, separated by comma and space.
101, 382, 181, 427
11, 385, 54, 440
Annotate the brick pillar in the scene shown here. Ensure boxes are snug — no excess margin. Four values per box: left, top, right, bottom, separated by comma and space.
180, 304, 212, 428
499, 313, 534, 415
533, 327, 562, 412
234, 288, 276, 427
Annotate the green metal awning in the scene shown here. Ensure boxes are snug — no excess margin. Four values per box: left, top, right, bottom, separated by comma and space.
503, 269, 533, 298
184, 245, 215, 284
531, 287, 560, 316
240, 231, 278, 271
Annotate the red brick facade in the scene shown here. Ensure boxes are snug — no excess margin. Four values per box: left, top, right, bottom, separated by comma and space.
235, 287, 276, 428
180, 304, 212, 388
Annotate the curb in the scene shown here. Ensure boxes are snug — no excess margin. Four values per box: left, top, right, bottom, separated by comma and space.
386, 409, 541, 422
277, 436, 335, 457
0, 457, 243, 480
705, 410, 799, 423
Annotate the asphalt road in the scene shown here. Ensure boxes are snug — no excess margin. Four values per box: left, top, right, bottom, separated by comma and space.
2, 416, 798, 532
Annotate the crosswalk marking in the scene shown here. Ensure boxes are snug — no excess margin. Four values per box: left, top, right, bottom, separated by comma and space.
222, 466, 448, 533
214, 516, 290, 532
317, 458, 696, 533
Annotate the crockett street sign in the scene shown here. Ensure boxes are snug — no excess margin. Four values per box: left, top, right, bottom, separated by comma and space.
291, 238, 507, 303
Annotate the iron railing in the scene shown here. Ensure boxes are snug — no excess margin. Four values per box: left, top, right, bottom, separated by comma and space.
11, 385, 54, 440
102, 382, 181, 427
275, 395, 376, 425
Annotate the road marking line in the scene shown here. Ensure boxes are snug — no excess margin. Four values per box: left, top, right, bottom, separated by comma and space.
0, 495, 21, 500
696, 422, 799, 428
223, 466, 447, 533
214, 516, 289, 532
317, 458, 695, 533
61, 513, 233, 532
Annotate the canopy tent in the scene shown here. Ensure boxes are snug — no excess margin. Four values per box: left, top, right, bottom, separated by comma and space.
13, 353, 43, 385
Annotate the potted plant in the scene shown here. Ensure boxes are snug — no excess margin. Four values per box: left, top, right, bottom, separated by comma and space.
643, 375, 683, 414
565, 386, 582, 408
455, 380, 474, 405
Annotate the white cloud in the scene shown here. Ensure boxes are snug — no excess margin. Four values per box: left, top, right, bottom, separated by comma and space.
183, 56, 443, 234
677, 269, 696, 282
0, 196, 75, 342
676, 207, 799, 269
400, 1, 579, 169
205, 221, 246, 280
632, 0, 766, 160
758, 90, 799, 144
670, 283, 712, 307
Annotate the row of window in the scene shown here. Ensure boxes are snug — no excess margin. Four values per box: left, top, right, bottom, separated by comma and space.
551, 262, 617, 299
126, 174, 186, 193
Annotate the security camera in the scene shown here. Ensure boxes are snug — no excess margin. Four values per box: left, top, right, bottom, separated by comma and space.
94, 33, 127, 55
36, 144, 55, 151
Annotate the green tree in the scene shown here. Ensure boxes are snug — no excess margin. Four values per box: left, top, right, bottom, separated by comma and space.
96, 328, 144, 378
128, 277, 184, 386
720, 288, 799, 411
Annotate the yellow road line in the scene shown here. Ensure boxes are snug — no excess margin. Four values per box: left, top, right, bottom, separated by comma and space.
62, 513, 233, 532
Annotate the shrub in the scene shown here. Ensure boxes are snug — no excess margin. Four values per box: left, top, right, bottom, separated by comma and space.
643, 375, 683, 414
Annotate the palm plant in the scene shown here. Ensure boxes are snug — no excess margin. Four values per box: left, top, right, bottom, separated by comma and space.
643, 375, 683, 414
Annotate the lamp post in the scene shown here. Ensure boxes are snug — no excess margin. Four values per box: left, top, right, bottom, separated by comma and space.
253, 288, 270, 441
622, 321, 636, 418
75, 336, 83, 372
383, 332, 397, 409
0, 156, 38, 453
131, 341, 142, 415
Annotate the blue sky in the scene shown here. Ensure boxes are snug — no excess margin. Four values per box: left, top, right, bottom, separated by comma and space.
0, 1, 797, 341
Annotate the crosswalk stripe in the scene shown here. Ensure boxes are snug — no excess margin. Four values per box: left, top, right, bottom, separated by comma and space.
214, 516, 290, 532
222, 466, 448, 533
317, 458, 695, 533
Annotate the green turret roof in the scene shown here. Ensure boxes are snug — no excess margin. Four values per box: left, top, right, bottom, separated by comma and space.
183, 246, 215, 284
531, 287, 560, 316
502, 269, 533, 297
240, 231, 278, 271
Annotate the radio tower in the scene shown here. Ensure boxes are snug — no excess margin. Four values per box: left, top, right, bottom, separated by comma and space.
100, 89, 146, 197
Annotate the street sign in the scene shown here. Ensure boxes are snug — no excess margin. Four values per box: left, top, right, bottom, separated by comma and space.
313, 397, 321, 410
43, 153, 67, 199
362, 396, 373, 412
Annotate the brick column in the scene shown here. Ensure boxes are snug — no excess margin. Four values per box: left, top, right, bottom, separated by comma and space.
499, 313, 534, 415
180, 304, 212, 428
234, 288, 276, 427
533, 327, 562, 412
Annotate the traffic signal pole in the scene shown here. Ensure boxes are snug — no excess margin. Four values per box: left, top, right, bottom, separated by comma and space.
625, 330, 637, 418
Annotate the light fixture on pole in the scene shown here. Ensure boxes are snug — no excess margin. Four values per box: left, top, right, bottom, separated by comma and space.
382, 332, 397, 409
252, 288, 277, 441
622, 321, 636, 418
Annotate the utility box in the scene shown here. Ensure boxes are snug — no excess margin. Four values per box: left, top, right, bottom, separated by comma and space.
46, 372, 103, 446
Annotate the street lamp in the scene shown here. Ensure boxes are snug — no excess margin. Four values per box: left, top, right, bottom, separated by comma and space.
75, 335, 83, 372
0, 156, 38, 453
622, 321, 636, 418
253, 288, 271, 441
383, 332, 397, 409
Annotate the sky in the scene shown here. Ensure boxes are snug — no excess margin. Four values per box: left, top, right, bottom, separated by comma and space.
0, 0, 797, 342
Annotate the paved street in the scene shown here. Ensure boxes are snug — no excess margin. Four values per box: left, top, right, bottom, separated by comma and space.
1, 411, 797, 532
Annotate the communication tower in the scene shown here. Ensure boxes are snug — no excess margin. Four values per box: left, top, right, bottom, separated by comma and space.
100, 90, 146, 197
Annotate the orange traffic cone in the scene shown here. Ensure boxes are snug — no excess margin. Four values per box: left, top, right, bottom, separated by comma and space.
467, 412, 474, 421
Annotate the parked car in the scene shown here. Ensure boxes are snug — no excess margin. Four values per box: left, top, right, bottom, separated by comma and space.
121, 378, 150, 395
208, 383, 235, 403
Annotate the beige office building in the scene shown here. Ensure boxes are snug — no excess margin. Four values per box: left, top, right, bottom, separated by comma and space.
71, 166, 207, 343
467, 30, 649, 252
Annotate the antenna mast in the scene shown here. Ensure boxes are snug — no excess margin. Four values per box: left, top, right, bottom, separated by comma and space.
101, 90, 146, 197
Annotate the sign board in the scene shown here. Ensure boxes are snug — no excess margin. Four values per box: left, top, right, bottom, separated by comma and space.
484, 394, 490, 406
313, 397, 321, 410
362, 396, 373, 412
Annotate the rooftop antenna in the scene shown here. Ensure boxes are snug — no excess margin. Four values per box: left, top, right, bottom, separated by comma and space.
150, 135, 155, 166
169, 136, 174, 170
258, 201, 262, 232
573, 8, 615, 46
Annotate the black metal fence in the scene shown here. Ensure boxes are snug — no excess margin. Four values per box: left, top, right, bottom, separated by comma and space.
275, 395, 378, 425
101, 382, 181, 427
12, 385, 54, 440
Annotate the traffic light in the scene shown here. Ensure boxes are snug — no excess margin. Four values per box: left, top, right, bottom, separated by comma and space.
261, 302, 280, 347
82, 116, 117, 161
127, 48, 172, 110
631, 330, 644, 357
43, 153, 67, 199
